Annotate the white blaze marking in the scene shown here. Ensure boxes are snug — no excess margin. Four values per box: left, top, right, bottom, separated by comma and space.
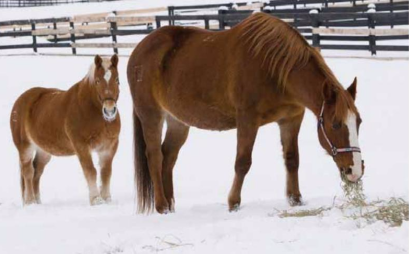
345, 110, 362, 179
104, 70, 112, 83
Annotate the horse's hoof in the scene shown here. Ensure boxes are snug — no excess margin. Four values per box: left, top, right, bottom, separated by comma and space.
157, 207, 170, 214
90, 196, 104, 206
229, 203, 240, 212
288, 195, 304, 206
156, 203, 170, 214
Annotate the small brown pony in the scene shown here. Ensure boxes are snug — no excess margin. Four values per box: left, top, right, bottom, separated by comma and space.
127, 13, 364, 214
10, 55, 121, 206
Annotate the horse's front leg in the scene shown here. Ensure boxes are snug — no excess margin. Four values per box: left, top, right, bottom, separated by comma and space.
98, 140, 118, 203
228, 112, 259, 211
74, 144, 102, 205
278, 110, 305, 206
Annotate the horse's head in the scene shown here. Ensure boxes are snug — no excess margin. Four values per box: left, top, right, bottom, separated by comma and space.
90, 55, 120, 122
318, 78, 364, 183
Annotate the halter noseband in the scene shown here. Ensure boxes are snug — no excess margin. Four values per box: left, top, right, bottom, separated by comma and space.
318, 102, 361, 157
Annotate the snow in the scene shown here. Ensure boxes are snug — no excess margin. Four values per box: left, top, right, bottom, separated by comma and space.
0, 1, 409, 254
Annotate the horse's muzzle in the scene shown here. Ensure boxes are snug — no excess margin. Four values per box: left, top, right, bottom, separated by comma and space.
102, 100, 117, 122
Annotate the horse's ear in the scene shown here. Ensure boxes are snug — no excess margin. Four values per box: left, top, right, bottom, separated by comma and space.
347, 77, 357, 101
322, 82, 337, 104
94, 55, 102, 68
111, 54, 118, 68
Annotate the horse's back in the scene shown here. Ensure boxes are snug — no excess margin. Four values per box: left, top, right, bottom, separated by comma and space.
128, 26, 241, 130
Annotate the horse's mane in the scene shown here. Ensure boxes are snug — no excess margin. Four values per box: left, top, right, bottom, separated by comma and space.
240, 12, 356, 120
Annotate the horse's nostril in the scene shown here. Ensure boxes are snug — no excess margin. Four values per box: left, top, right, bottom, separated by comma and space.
345, 168, 352, 175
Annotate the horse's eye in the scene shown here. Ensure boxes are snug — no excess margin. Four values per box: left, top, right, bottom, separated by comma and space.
116, 78, 120, 85
332, 122, 342, 130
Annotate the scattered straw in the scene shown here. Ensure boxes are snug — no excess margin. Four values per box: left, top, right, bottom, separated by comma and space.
272, 180, 409, 227
277, 207, 331, 218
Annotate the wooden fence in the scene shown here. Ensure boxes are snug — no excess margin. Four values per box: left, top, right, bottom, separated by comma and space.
0, 0, 121, 8
0, 1, 408, 55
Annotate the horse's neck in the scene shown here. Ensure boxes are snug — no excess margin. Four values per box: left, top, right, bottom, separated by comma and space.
76, 79, 100, 112
287, 61, 326, 116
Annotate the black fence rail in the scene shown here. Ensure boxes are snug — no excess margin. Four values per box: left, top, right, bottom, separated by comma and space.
0, 0, 121, 8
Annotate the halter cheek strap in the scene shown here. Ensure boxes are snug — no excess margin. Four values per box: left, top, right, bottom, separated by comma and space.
318, 102, 361, 157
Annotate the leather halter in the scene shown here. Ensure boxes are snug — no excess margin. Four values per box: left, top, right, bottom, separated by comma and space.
318, 102, 361, 157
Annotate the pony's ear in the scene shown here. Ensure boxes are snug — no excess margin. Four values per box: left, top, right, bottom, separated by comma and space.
111, 54, 118, 68
322, 82, 337, 104
347, 77, 357, 101
94, 55, 102, 68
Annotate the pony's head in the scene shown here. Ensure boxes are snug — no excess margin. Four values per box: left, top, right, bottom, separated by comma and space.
88, 55, 120, 122
318, 78, 364, 182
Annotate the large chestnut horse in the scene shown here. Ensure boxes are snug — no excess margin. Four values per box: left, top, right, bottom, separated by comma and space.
128, 13, 364, 214
10, 55, 121, 206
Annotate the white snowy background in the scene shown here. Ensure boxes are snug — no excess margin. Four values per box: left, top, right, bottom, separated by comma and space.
0, 1, 408, 254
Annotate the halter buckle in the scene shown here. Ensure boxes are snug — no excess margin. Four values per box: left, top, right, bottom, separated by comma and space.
331, 147, 338, 156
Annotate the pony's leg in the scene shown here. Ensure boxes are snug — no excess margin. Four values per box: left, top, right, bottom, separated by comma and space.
140, 110, 168, 213
228, 113, 259, 211
161, 116, 190, 212
278, 111, 305, 206
18, 143, 36, 205
98, 140, 119, 202
74, 144, 102, 205
32, 149, 51, 204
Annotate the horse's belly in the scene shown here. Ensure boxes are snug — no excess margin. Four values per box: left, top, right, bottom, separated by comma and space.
30, 133, 75, 156
163, 103, 237, 131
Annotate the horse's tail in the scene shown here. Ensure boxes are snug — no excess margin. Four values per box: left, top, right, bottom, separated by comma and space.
133, 110, 154, 213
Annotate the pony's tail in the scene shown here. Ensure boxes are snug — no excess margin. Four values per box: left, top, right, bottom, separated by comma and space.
133, 110, 154, 213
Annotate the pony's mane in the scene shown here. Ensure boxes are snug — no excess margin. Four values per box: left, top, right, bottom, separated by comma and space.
240, 13, 357, 120
85, 58, 112, 83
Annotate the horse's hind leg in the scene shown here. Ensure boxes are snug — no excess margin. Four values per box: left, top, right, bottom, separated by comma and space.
228, 112, 259, 212
18, 143, 36, 205
161, 115, 190, 212
32, 149, 51, 204
139, 109, 168, 213
278, 111, 305, 206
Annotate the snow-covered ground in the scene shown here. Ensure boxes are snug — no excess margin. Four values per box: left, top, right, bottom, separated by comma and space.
1, 1, 409, 254
0, 48, 408, 254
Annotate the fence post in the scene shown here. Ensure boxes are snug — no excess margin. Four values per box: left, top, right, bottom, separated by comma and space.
390, 0, 394, 28
110, 12, 118, 54
53, 19, 57, 43
218, 8, 227, 30
168, 6, 174, 26
69, 21, 76, 55
31, 22, 38, 53
310, 12, 320, 49
204, 16, 209, 30
368, 14, 377, 55
156, 16, 161, 29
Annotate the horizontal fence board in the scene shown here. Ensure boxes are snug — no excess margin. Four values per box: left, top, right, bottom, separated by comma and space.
313, 28, 409, 36
71, 42, 137, 48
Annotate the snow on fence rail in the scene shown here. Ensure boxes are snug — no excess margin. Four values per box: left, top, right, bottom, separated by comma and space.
0, 1, 408, 55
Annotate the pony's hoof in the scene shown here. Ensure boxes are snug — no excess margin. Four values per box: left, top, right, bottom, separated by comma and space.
90, 196, 104, 206
229, 203, 240, 212
102, 196, 112, 203
288, 195, 304, 206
